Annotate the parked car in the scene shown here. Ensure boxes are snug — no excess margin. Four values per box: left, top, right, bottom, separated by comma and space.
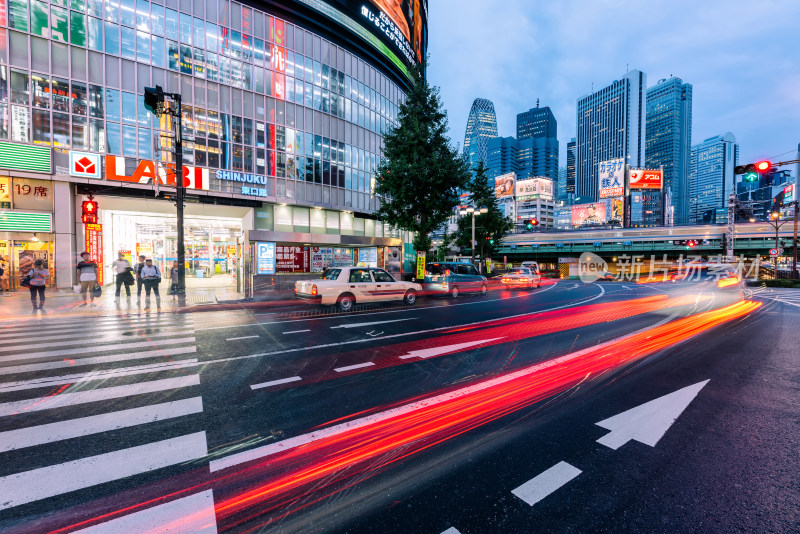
294, 267, 421, 311
500, 267, 541, 289
422, 262, 488, 298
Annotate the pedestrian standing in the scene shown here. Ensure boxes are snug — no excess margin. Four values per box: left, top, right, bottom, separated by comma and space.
134, 255, 146, 298
169, 260, 179, 296
140, 258, 161, 299
112, 252, 132, 298
76, 252, 99, 305
0, 255, 9, 291
28, 259, 49, 309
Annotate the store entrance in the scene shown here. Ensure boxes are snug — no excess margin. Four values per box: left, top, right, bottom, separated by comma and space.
97, 197, 249, 293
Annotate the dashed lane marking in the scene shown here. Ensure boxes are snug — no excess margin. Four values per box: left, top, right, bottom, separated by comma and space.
511, 461, 582, 506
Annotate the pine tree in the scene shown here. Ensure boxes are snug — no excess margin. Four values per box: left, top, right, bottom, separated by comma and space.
374, 62, 471, 253
453, 162, 513, 262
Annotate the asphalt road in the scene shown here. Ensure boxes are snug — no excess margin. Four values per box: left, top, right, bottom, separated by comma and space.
0, 279, 797, 533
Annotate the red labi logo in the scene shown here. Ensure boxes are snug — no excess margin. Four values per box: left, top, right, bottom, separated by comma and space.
75, 156, 96, 174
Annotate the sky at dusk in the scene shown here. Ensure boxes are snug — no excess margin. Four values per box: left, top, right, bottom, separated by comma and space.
427, 0, 800, 167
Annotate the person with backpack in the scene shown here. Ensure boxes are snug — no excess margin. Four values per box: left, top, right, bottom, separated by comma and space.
76, 252, 99, 306
140, 258, 161, 299
27, 259, 49, 309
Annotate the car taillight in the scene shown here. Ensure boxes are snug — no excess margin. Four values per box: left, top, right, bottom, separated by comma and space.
294, 282, 299, 291
520, 278, 528, 282
311, 284, 317, 296
501, 278, 509, 283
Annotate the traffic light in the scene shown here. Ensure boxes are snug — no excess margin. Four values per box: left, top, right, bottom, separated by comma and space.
81, 199, 98, 224
735, 160, 772, 182
143, 85, 165, 116
525, 217, 539, 231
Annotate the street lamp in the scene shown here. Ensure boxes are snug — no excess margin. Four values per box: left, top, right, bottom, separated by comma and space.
459, 205, 488, 267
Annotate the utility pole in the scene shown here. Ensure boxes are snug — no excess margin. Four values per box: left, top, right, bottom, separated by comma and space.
144, 86, 185, 295
793, 200, 799, 279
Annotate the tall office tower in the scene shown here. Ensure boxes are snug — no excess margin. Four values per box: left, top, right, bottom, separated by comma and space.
689, 133, 739, 224
576, 70, 647, 200
463, 98, 499, 174
566, 138, 576, 196
516, 105, 557, 141
516, 136, 559, 181
486, 137, 520, 180
557, 167, 567, 202
646, 77, 693, 225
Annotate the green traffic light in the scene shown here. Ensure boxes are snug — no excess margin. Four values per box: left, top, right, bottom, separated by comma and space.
744, 171, 758, 182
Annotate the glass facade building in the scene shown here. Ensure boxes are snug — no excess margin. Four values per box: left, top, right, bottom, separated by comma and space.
646, 77, 692, 225
576, 70, 646, 200
0, 0, 428, 290
462, 97, 497, 175
689, 133, 739, 224
516, 105, 556, 142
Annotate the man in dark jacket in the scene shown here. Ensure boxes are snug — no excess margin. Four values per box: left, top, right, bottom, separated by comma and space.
134, 255, 147, 298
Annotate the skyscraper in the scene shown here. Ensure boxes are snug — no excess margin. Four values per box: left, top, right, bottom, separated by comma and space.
517, 105, 557, 141
463, 98, 499, 174
566, 138, 576, 198
689, 133, 739, 224
646, 77, 693, 225
576, 70, 647, 200
486, 137, 519, 180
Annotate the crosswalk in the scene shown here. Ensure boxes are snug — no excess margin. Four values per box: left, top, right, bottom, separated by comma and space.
749, 286, 800, 308
0, 313, 218, 532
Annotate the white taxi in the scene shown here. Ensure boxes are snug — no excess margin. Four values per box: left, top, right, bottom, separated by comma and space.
294, 267, 422, 311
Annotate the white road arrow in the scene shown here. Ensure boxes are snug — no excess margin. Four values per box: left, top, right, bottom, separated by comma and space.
596, 379, 710, 450
398, 338, 506, 360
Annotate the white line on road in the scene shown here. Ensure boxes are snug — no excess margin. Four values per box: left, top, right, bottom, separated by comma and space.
0, 329, 195, 352
0, 432, 208, 511
0, 337, 196, 362
197, 282, 560, 331
511, 461, 582, 506
226, 335, 259, 341
250, 376, 302, 390
0, 375, 200, 417
0, 317, 193, 340
333, 362, 375, 373
203, 285, 604, 368
73, 489, 217, 533
0, 397, 203, 453
282, 329, 311, 334
0, 346, 197, 376
330, 318, 416, 329
398, 338, 506, 360
0, 360, 200, 393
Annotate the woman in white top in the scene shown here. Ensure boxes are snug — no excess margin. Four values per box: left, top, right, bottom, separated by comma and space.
28, 259, 49, 309
112, 252, 132, 298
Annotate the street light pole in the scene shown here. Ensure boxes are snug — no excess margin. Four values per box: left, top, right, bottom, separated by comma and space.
173, 93, 185, 296
470, 209, 476, 267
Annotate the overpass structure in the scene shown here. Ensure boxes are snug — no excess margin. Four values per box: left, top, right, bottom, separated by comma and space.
497, 223, 797, 262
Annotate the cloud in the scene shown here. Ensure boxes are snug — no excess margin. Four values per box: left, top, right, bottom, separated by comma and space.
428, 0, 800, 164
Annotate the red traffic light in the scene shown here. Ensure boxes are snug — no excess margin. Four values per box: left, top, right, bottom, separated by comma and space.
81, 200, 98, 224
755, 160, 771, 172
530, 218, 539, 226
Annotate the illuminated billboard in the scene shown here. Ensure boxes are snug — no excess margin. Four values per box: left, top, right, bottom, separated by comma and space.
284, 0, 428, 77
598, 158, 625, 198
494, 173, 516, 199
629, 169, 663, 190
571, 202, 607, 226
516, 177, 554, 201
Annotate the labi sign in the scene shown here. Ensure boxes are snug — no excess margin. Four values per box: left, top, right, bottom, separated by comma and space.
106, 156, 209, 190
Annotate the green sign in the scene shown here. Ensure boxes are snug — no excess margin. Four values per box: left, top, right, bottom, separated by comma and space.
743, 171, 758, 182
0, 211, 52, 232
0, 142, 52, 173
416, 251, 426, 280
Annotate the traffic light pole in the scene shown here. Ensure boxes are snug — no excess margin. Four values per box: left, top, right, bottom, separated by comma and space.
173, 93, 185, 296
793, 201, 798, 280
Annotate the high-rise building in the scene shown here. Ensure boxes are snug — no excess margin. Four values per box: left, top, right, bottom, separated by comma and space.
0, 0, 427, 290
486, 135, 558, 182
557, 167, 567, 202
566, 138, 576, 197
517, 105, 557, 141
576, 70, 647, 200
486, 137, 519, 180
463, 98, 498, 173
646, 77, 693, 225
689, 133, 739, 224
517, 136, 559, 181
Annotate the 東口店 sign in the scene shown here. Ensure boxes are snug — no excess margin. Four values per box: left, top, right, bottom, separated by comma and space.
0, 141, 52, 173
